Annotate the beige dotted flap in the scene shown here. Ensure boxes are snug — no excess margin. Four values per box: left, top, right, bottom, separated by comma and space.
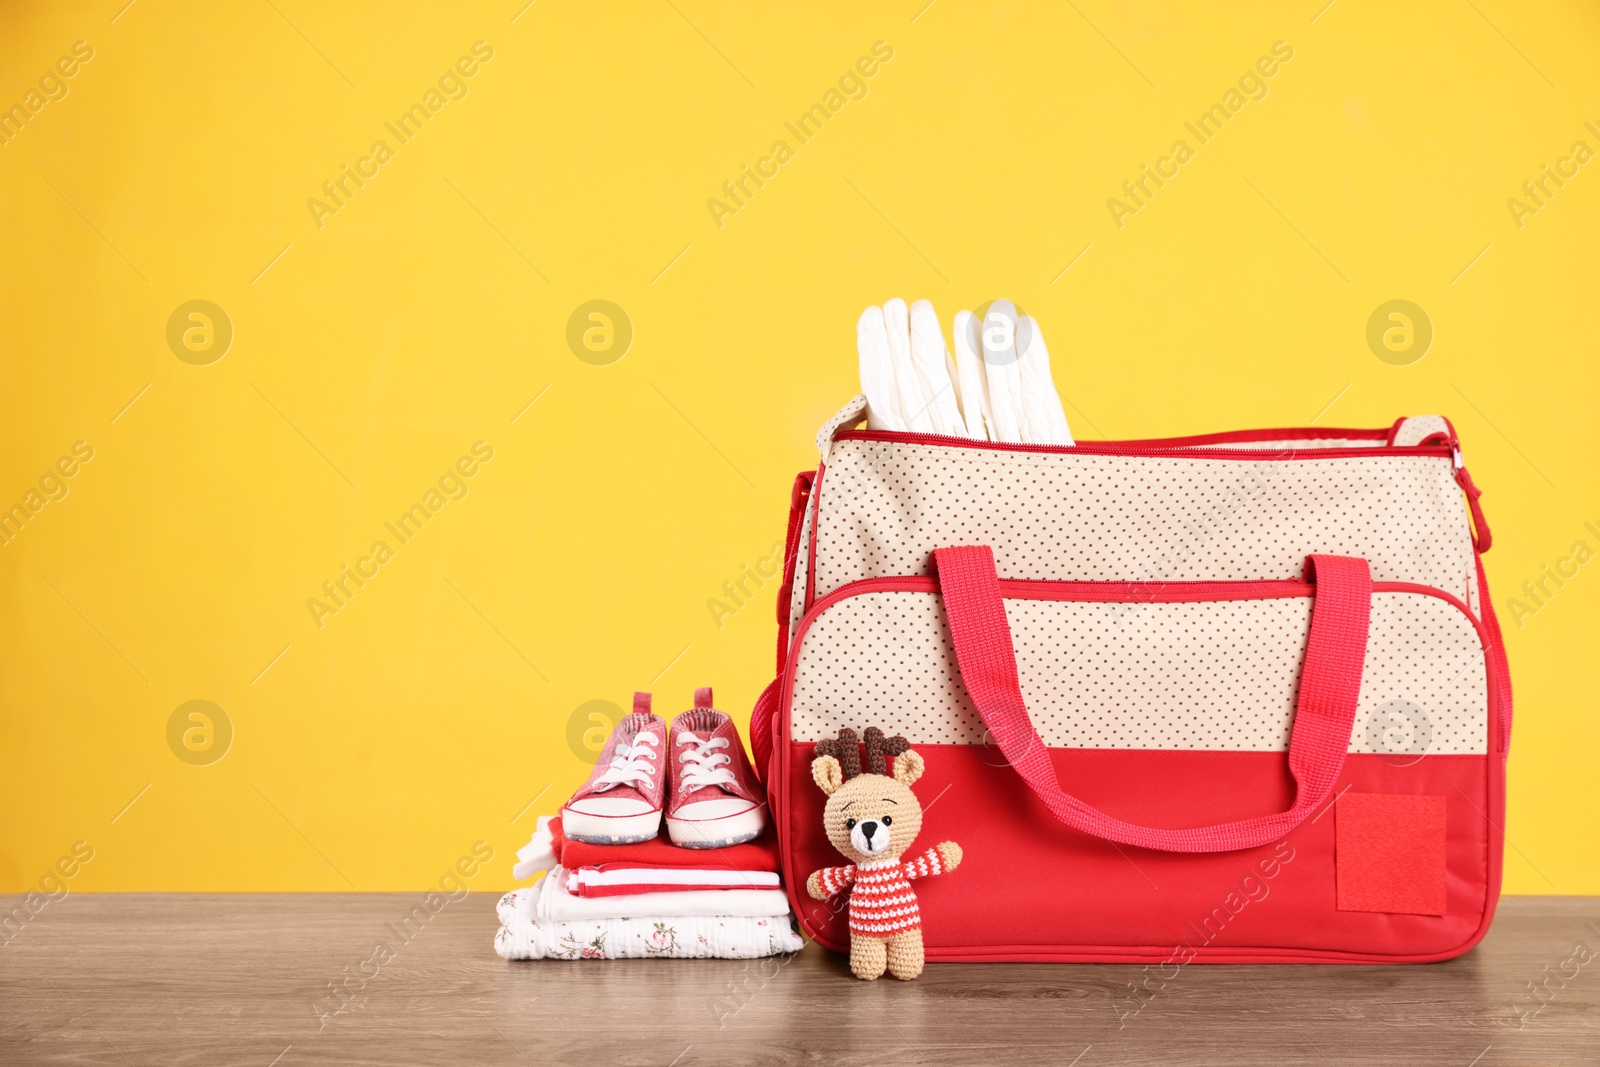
1393, 415, 1451, 447
815, 394, 867, 462
789, 588, 1486, 754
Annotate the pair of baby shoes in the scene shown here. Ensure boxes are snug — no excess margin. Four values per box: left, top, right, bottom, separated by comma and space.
560, 688, 765, 849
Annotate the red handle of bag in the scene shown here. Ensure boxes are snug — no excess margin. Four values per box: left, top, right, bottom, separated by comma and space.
932, 546, 1373, 853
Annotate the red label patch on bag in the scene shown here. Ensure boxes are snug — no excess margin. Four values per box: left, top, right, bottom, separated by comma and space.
1335, 792, 1448, 915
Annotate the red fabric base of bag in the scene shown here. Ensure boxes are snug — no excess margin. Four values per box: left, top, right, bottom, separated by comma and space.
778, 742, 1502, 964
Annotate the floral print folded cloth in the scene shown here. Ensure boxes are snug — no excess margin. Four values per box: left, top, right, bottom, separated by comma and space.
493, 889, 804, 961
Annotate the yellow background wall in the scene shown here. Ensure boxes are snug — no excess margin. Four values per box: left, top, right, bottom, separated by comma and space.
1, 1, 1595, 895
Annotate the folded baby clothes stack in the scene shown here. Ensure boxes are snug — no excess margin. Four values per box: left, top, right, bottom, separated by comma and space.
495, 817, 800, 961
496, 689, 799, 962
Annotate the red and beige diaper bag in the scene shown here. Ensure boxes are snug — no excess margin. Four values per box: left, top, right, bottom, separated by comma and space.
753, 397, 1509, 963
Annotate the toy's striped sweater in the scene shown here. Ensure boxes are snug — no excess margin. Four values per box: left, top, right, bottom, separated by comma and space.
813, 846, 948, 938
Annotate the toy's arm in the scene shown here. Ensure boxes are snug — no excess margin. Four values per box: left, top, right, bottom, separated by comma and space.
805, 864, 856, 900
902, 842, 963, 880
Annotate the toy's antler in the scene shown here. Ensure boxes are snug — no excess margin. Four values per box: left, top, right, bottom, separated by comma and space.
863, 726, 911, 776
813, 727, 862, 779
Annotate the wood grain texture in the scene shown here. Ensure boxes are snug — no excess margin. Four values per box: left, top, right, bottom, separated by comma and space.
1, 894, 1597, 1065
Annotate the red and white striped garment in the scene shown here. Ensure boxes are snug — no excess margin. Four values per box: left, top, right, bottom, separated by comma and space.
564, 864, 781, 897
813, 846, 948, 938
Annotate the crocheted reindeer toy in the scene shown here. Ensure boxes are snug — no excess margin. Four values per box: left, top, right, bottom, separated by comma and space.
804, 727, 962, 980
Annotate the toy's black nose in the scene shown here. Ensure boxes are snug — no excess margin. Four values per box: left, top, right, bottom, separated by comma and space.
860, 820, 878, 843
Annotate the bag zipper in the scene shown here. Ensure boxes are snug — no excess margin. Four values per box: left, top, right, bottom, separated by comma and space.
1449, 432, 1493, 553
796, 573, 1486, 626
835, 428, 1453, 461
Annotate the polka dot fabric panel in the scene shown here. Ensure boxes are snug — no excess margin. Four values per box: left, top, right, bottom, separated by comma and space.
808, 440, 1479, 613
787, 587, 1487, 754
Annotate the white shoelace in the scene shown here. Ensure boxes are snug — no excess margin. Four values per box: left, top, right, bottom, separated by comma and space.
594, 732, 660, 790
675, 731, 736, 792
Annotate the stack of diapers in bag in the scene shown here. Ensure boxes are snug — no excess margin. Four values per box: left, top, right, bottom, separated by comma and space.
857, 296, 1074, 445
495, 817, 802, 961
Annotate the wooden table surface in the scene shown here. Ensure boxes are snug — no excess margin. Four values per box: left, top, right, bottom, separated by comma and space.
1, 893, 1596, 1066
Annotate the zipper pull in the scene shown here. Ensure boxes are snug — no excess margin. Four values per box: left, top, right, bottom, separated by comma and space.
1451, 436, 1492, 553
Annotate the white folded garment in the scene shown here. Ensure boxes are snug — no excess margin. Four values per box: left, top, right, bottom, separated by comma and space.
493, 889, 804, 961
512, 817, 557, 881
535, 866, 792, 921
565, 866, 781, 894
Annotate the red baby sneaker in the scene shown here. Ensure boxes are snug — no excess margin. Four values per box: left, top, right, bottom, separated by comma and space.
561, 693, 666, 844
666, 688, 766, 849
